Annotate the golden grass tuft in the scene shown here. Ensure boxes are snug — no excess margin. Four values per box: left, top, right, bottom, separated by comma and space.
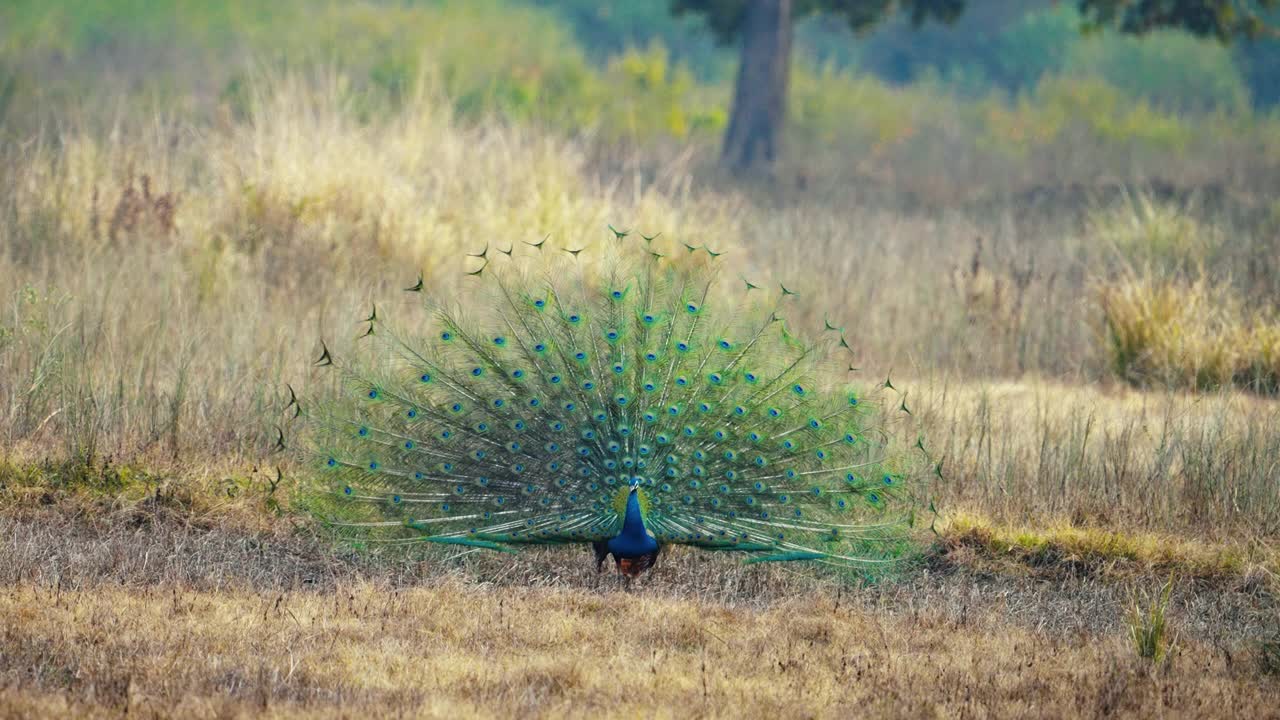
1099, 272, 1280, 394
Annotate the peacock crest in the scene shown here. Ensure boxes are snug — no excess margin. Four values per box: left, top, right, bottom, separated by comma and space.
291, 229, 935, 577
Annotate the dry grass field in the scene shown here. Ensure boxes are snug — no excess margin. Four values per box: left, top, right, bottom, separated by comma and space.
3, 4, 1280, 716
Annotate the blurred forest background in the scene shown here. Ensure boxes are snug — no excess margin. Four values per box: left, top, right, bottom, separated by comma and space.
4, 0, 1280, 196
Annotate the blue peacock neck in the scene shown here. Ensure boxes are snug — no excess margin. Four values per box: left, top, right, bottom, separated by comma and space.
608, 487, 659, 558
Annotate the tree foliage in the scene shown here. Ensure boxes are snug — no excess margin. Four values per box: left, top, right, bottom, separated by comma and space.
674, 0, 1279, 43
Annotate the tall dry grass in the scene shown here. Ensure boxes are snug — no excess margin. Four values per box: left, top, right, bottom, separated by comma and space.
1, 73, 1278, 541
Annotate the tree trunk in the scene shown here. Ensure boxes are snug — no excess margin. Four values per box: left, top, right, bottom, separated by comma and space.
721, 0, 792, 172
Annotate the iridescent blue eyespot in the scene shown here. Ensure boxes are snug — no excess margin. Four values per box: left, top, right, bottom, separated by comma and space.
327, 458, 337, 467
792, 384, 806, 396
611, 290, 624, 300
550, 375, 562, 384
644, 382, 656, 392
808, 418, 821, 429
420, 373, 431, 383
568, 314, 581, 324
407, 409, 418, 419
512, 369, 525, 379
533, 299, 546, 308
574, 351, 587, 361
533, 343, 547, 353
642, 314, 656, 324
606, 330, 620, 341
493, 336, 506, 346
883, 475, 894, 485
612, 364, 624, 374
676, 342, 689, 353
734, 406, 746, 416
471, 367, 483, 377
404, 441, 414, 450
744, 372, 758, 383
582, 381, 595, 390
768, 408, 781, 418
441, 331, 453, 341
550, 421, 563, 431
392, 495, 401, 504
645, 352, 658, 362
708, 373, 722, 385
368, 389, 378, 399
450, 403, 463, 413
343, 485, 352, 495
493, 399, 505, 408
718, 339, 731, 350
686, 303, 699, 314
357, 427, 369, 437
368, 461, 379, 470
676, 376, 688, 386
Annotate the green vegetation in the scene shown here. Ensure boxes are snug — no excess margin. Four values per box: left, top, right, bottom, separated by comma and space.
1125, 576, 1178, 665
3, 0, 1279, 198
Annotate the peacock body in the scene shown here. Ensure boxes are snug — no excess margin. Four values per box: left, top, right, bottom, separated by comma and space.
299, 231, 929, 579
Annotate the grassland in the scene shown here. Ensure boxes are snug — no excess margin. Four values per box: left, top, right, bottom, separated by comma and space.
3, 2, 1280, 716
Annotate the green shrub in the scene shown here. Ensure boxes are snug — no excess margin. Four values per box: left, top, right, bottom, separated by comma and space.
1066, 25, 1250, 114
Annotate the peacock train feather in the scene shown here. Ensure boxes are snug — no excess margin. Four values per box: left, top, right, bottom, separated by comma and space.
295, 231, 934, 576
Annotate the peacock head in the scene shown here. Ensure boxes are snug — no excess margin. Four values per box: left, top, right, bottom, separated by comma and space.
614, 478, 652, 523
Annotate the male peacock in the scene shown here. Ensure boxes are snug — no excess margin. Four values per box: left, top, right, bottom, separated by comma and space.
296, 230, 930, 581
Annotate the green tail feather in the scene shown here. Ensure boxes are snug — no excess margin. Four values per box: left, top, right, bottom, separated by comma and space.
297, 230, 932, 566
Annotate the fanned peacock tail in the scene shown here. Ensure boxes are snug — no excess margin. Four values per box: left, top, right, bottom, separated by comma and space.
294, 232, 935, 569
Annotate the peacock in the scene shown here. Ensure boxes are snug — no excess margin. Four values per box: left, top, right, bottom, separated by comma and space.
293, 229, 932, 581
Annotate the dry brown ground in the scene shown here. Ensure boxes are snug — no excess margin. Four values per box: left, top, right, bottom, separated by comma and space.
2, 579, 1277, 719
1, 495, 1277, 719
